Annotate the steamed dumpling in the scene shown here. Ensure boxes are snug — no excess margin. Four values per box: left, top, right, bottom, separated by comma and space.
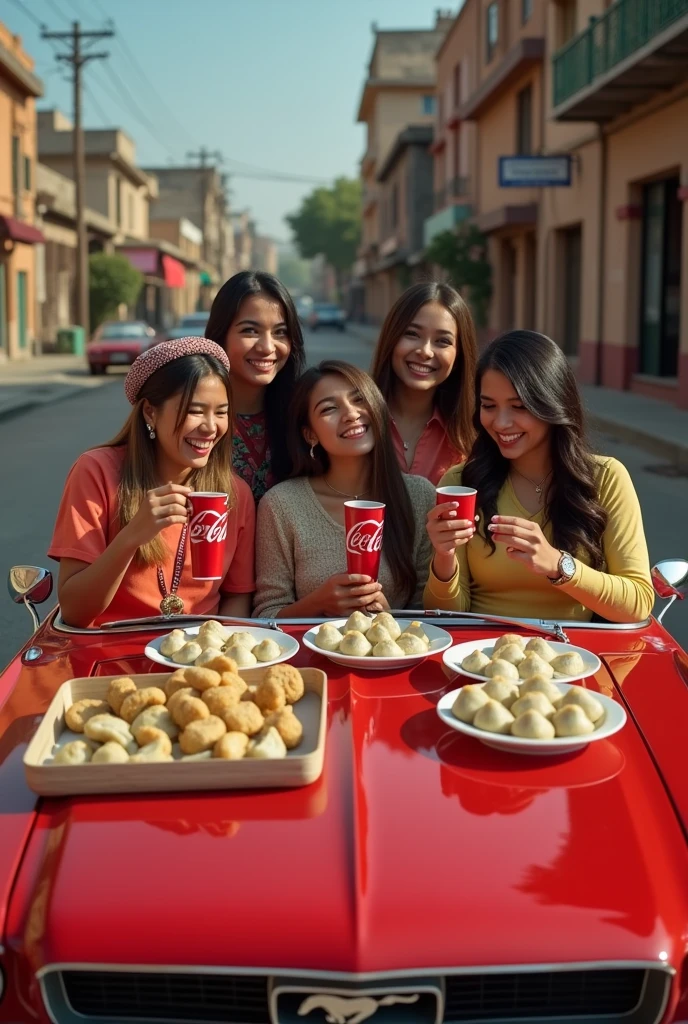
339, 630, 373, 657
518, 653, 554, 680
550, 652, 586, 678
561, 685, 605, 723
314, 623, 344, 652
511, 691, 556, 719
494, 642, 526, 666
512, 709, 556, 739
494, 633, 526, 651
520, 675, 563, 706
372, 640, 405, 658
403, 621, 430, 645
552, 704, 595, 737
198, 620, 228, 640
253, 638, 282, 663
224, 631, 255, 650
224, 643, 257, 668
195, 647, 224, 667
484, 658, 519, 681
160, 629, 187, 657
482, 678, 520, 709
371, 613, 401, 640
365, 623, 393, 646
344, 611, 373, 634
397, 633, 428, 656
461, 649, 492, 675
473, 700, 515, 734
451, 684, 491, 724
172, 641, 203, 665
196, 631, 227, 651
525, 637, 556, 662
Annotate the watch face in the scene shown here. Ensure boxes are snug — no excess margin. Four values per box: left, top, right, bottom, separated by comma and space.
561, 554, 576, 577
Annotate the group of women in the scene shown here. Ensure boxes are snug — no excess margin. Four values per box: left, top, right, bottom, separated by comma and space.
49, 271, 655, 629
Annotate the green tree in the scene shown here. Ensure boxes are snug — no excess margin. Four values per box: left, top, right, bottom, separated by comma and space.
286, 177, 362, 288
426, 224, 493, 327
277, 252, 311, 293
89, 252, 143, 329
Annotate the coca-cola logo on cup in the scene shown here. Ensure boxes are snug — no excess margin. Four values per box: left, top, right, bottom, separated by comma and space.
190, 509, 228, 544
346, 519, 384, 555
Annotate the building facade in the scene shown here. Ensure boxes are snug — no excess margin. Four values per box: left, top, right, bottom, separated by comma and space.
0, 23, 44, 360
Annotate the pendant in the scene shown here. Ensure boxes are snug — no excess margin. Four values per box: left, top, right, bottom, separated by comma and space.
535, 485, 542, 494
160, 594, 185, 617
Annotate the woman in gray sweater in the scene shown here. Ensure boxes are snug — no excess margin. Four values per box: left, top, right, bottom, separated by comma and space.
253, 361, 436, 619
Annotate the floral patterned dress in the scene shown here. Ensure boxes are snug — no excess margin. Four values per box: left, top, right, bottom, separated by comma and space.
232, 412, 274, 502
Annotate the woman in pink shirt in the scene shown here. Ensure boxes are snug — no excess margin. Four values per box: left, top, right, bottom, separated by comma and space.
370, 282, 477, 485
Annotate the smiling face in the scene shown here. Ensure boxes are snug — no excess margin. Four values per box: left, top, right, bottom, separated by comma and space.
144, 374, 230, 478
390, 301, 458, 393
224, 293, 291, 390
479, 369, 550, 461
303, 373, 375, 460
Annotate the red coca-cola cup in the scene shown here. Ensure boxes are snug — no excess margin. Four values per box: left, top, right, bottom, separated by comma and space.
188, 492, 228, 580
436, 485, 477, 521
344, 500, 385, 580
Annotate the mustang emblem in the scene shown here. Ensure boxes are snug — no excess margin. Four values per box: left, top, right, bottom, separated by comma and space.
297, 993, 420, 1024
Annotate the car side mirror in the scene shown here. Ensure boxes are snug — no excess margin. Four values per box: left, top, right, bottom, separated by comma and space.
652, 558, 688, 623
8, 565, 53, 632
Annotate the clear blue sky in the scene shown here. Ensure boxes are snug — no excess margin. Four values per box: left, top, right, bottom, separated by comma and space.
7, 0, 457, 242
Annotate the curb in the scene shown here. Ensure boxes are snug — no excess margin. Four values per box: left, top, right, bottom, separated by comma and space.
587, 412, 688, 471
0, 377, 117, 425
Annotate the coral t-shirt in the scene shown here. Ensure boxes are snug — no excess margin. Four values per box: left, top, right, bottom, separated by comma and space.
49, 446, 256, 626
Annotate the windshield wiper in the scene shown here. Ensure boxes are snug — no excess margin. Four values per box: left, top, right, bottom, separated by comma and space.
394, 609, 570, 643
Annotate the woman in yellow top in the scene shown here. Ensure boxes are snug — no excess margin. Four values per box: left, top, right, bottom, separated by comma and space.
424, 330, 654, 623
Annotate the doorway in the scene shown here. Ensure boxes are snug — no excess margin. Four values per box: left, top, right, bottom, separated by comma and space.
639, 176, 681, 377
561, 225, 582, 356
17, 270, 28, 350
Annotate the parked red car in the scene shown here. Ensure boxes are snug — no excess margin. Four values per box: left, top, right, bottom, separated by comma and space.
87, 321, 158, 374
1, 559, 688, 1023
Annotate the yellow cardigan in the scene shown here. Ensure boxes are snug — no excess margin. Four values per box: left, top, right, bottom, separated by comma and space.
423, 455, 654, 623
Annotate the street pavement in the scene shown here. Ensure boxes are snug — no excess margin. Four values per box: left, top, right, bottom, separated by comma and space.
1, 328, 686, 669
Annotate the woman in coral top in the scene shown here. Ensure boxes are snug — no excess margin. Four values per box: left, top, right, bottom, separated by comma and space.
370, 282, 477, 485
424, 330, 654, 624
49, 338, 255, 628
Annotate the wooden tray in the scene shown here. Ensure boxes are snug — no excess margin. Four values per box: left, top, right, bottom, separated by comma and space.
23, 668, 327, 797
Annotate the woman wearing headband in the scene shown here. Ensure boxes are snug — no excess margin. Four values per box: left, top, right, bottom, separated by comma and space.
49, 338, 255, 627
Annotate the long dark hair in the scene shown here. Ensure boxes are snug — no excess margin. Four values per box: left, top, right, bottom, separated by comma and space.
204, 271, 305, 481
102, 354, 234, 567
462, 331, 607, 568
370, 281, 477, 457
288, 360, 417, 604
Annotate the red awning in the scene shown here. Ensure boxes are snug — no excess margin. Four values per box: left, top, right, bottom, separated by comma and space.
161, 254, 186, 288
0, 215, 45, 245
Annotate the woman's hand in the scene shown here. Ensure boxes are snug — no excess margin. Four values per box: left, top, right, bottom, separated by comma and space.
488, 516, 561, 577
426, 502, 477, 583
309, 573, 383, 617
124, 484, 193, 547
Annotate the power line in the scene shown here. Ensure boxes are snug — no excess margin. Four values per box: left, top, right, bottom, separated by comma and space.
7, 0, 45, 30
43, 0, 72, 27
84, 82, 112, 125
92, 62, 177, 159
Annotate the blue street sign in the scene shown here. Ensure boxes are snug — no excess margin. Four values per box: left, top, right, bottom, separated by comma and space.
498, 155, 572, 187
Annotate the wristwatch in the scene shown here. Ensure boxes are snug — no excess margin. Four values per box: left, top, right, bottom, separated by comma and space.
548, 550, 576, 586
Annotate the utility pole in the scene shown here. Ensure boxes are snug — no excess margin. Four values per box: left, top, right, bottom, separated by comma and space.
42, 22, 113, 339
187, 148, 223, 274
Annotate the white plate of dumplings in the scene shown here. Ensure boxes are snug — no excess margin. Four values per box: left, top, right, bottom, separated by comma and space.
443, 634, 601, 685
437, 680, 626, 755
145, 621, 299, 671
302, 612, 452, 671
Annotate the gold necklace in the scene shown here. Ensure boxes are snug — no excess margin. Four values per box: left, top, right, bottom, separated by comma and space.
511, 466, 552, 499
323, 476, 370, 500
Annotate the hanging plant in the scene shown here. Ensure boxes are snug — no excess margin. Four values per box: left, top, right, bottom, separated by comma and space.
426, 224, 493, 327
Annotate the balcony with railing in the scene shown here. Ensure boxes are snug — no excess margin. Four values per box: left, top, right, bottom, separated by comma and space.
552, 0, 688, 121
434, 176, 470, 213
425, 177, 472, 247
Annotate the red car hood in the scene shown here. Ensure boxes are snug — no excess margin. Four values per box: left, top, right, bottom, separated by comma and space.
2, 625, 688, 977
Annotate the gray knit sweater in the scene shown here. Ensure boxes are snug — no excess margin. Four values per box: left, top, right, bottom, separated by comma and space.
253, 475, 436, 618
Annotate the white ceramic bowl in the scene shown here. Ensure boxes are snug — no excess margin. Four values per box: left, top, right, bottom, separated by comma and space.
442, 638, 601, 684
302, 618, 453, 671
145, 624, 299, 671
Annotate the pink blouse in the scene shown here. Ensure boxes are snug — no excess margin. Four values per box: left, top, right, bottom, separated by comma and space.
390, 409, 462, 486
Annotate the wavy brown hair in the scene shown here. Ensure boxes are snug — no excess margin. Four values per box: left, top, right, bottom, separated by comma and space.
370, 281, 477, 458
462, 331, 607, 568
101, 354, 235, 567
288, 360, 417, 604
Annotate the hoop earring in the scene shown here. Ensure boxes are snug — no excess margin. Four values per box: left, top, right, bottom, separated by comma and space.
146, 422, 156, 440
309, 443, 316, 460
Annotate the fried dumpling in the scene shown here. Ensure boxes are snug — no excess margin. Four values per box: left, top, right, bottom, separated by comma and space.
224, 642, 258, 668
552, 704, 595, 737
511, 691, 556, 719
560, 685, 605, 723
493, 642, 526, 666
246, 725, 288, 760
484, 658, 519, 681
372, 639, 405, 658
518, 653, 554, 680
365, 623, 393, 645
520, 675, 563, 706
397, 633, 428, 655
172, 641, 203, 665
339, 630, 373, 657
461, 649, 492, 674
451, 684, 491, 724
525, 637, 556, 662
159, 629, 187, 657
314, 623, 344, 652
512, 709, 556, 740
253, 638, 282, 663
403, 621, 430, 645
91, 741, 130, 764
482, 678, 520, 709
550, 652, 586, 677
494, 633, 526, 651
473, 700, 515, 734
343, 611, 373, 634
370, 612, 401, 641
